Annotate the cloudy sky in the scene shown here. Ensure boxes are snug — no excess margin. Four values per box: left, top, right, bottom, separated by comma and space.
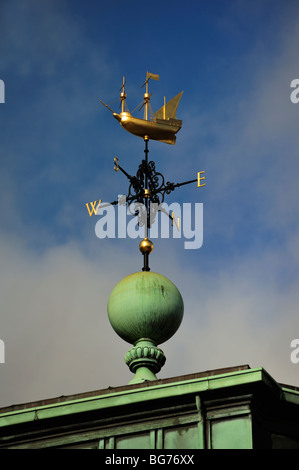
1, 0, 299, 408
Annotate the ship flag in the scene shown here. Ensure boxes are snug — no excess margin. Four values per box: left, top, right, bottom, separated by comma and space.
147, 72, 160, 81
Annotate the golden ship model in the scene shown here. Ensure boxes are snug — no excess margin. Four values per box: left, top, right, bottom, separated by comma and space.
100, 72, 183, 145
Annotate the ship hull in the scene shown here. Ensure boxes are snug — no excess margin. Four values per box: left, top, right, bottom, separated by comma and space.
113, 113, 182, 145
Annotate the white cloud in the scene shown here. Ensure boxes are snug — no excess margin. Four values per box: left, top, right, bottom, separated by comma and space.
0, 234, 133, 406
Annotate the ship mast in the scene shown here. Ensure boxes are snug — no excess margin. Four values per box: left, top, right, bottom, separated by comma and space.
120, 76, 126, 113
141, 72, 159, 121
144, 78, 150, 121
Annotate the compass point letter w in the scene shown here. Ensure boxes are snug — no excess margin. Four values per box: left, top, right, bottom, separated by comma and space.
86, 200, 102, 216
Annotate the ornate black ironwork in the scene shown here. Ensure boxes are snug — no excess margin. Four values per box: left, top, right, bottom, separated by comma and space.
103, 138, 197, 271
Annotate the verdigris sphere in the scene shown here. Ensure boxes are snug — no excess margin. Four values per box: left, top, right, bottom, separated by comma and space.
107, 271, 184, 346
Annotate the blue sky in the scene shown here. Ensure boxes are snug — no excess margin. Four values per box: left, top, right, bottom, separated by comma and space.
1, 0, 299, 407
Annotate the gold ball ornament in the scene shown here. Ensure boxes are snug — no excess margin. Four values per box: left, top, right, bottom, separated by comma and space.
139, 238, 154, 255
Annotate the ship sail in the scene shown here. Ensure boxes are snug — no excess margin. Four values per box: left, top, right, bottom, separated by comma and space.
154, 91, 183, 120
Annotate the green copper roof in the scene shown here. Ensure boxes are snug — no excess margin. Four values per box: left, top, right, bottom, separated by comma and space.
1, 367, 298, 429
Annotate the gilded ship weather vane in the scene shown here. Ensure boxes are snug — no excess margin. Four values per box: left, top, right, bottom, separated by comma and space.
100, 72, 183, 145
88, 72, 206, 271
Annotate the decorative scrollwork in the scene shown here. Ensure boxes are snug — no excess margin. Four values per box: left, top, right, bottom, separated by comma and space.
105, 140, 200, 272
124, 158, 177, 227
111, 145, 192, 234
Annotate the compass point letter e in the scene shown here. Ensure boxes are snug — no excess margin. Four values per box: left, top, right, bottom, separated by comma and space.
197, 171, 206, 187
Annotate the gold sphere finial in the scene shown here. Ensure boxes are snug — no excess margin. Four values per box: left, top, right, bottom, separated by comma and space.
139, 238, 154, 255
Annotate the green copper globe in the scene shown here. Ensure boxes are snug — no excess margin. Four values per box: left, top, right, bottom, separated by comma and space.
107, 271, 184, 346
